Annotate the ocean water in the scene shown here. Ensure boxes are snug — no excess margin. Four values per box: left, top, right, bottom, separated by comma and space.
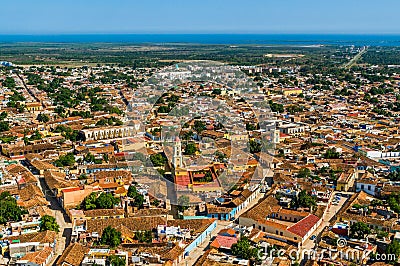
0, 34, 399, 46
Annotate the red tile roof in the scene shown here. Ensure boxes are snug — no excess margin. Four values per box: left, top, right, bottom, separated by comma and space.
62, 187, 81, 193
210, 235, 238, 249
287, 214, 320, 238
175, 173, 191, 187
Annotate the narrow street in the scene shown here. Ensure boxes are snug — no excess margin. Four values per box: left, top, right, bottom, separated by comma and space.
301, 192, 351, 251
179, 191, 266, 265
181, 221, 229, 266
37, 177, 73, 265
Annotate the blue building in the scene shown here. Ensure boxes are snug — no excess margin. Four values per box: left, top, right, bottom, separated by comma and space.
184, 219, 217, 257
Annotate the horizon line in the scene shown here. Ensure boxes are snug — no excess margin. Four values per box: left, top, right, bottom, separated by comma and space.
1, 32, 400, 36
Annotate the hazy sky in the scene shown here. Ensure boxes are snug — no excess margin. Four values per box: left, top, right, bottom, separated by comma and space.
1, 0, 399, 34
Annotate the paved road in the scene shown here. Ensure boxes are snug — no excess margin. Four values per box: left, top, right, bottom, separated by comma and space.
179, 191, 266, 265
37, 177, 73, 266
181, 221, 229, 266
302, 192, 351, 251
14, 71, 45, 107
344, 47, 367, 69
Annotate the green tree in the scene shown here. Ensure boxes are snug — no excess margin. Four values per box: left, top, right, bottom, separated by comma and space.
127, 186, 144, 208
127, 185, 138, 198
182, 131, 194, 141
350, 222, 371, 239
184, 142, 197, 155
214, 151, 227, 162
177, 195, 190, 211
246, 123, 257, 131
386, 240, 400, 263
212, 88, 221, 95
95, 193, 119, 209
134, 230, 153, 243
39, 215, 60, 233
29, 130, 43, 141
194, 120, 206, 134
78, 174, 88, 180
231, 237, 259, 259
388, 193, 400, 214
387, 170, 400, 182
132, 194, 144, 208
54, 106, 65, 117
297, 168, 311, 178
249, 139, 262, 154
150, 153, 166, 167
0, 121, 10, 132
100, 226, 121, 248
3, 77, 16, 88
0, 192, 26, 224
323, 148, 340, 159
108, 255, 125, 266
84, 153, 96, 163
17, 104, 26, 113
294, 190, 316, 209
54, 153, 75, 167
37, 113, 50, 123
376, 230, 389, 239
268, 100, 284, 113
158, 105, 170, 113
0, 111, 7, 120
82, 193, 97, 210
151, 199, 160, 206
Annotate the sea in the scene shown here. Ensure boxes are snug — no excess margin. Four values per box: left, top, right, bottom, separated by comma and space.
0, 34, 399, 46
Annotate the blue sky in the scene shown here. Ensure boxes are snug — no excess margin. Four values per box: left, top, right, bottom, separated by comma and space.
1, 0, 399, 34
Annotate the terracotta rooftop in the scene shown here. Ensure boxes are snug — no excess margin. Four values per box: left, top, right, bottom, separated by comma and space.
56, 242, 88, 266
287, 214, 320, 238
210, 235, 238, 249
240, 194, 280, 221
20, 246, 53, 265
83, 208, 124, 218
6, 230, 57, 244
86, 216, 166, 234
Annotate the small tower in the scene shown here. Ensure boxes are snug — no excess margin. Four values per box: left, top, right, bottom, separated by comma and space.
272, 129, 280, 144
172, 136, 183, 168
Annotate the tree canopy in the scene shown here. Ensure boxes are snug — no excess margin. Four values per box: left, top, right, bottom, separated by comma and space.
177, 195, 190, 211
37, 113, 50, 123
0, 192, 26, 224
386, 240, 400, 263
127, 186, 145, 208
149, 153, 166, 167
388, 193, 400, 214
231, 237, 259, 260
54, 153, 76, 167
184, 142, 197, 155
100, 226, 122, 248
39, 215, 60, 233
81, 192, 120, 210
293, 190, 316, 209
323, 148, 341, 159
194, 120, 206, 134
350, 221, 371, 239
108, 255, 126, 266
134, 230, 153, 243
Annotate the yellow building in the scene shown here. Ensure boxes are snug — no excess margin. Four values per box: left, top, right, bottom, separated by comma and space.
282, 88, 303, 96
24, 102, 43, 112
336, 169, 356, 192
